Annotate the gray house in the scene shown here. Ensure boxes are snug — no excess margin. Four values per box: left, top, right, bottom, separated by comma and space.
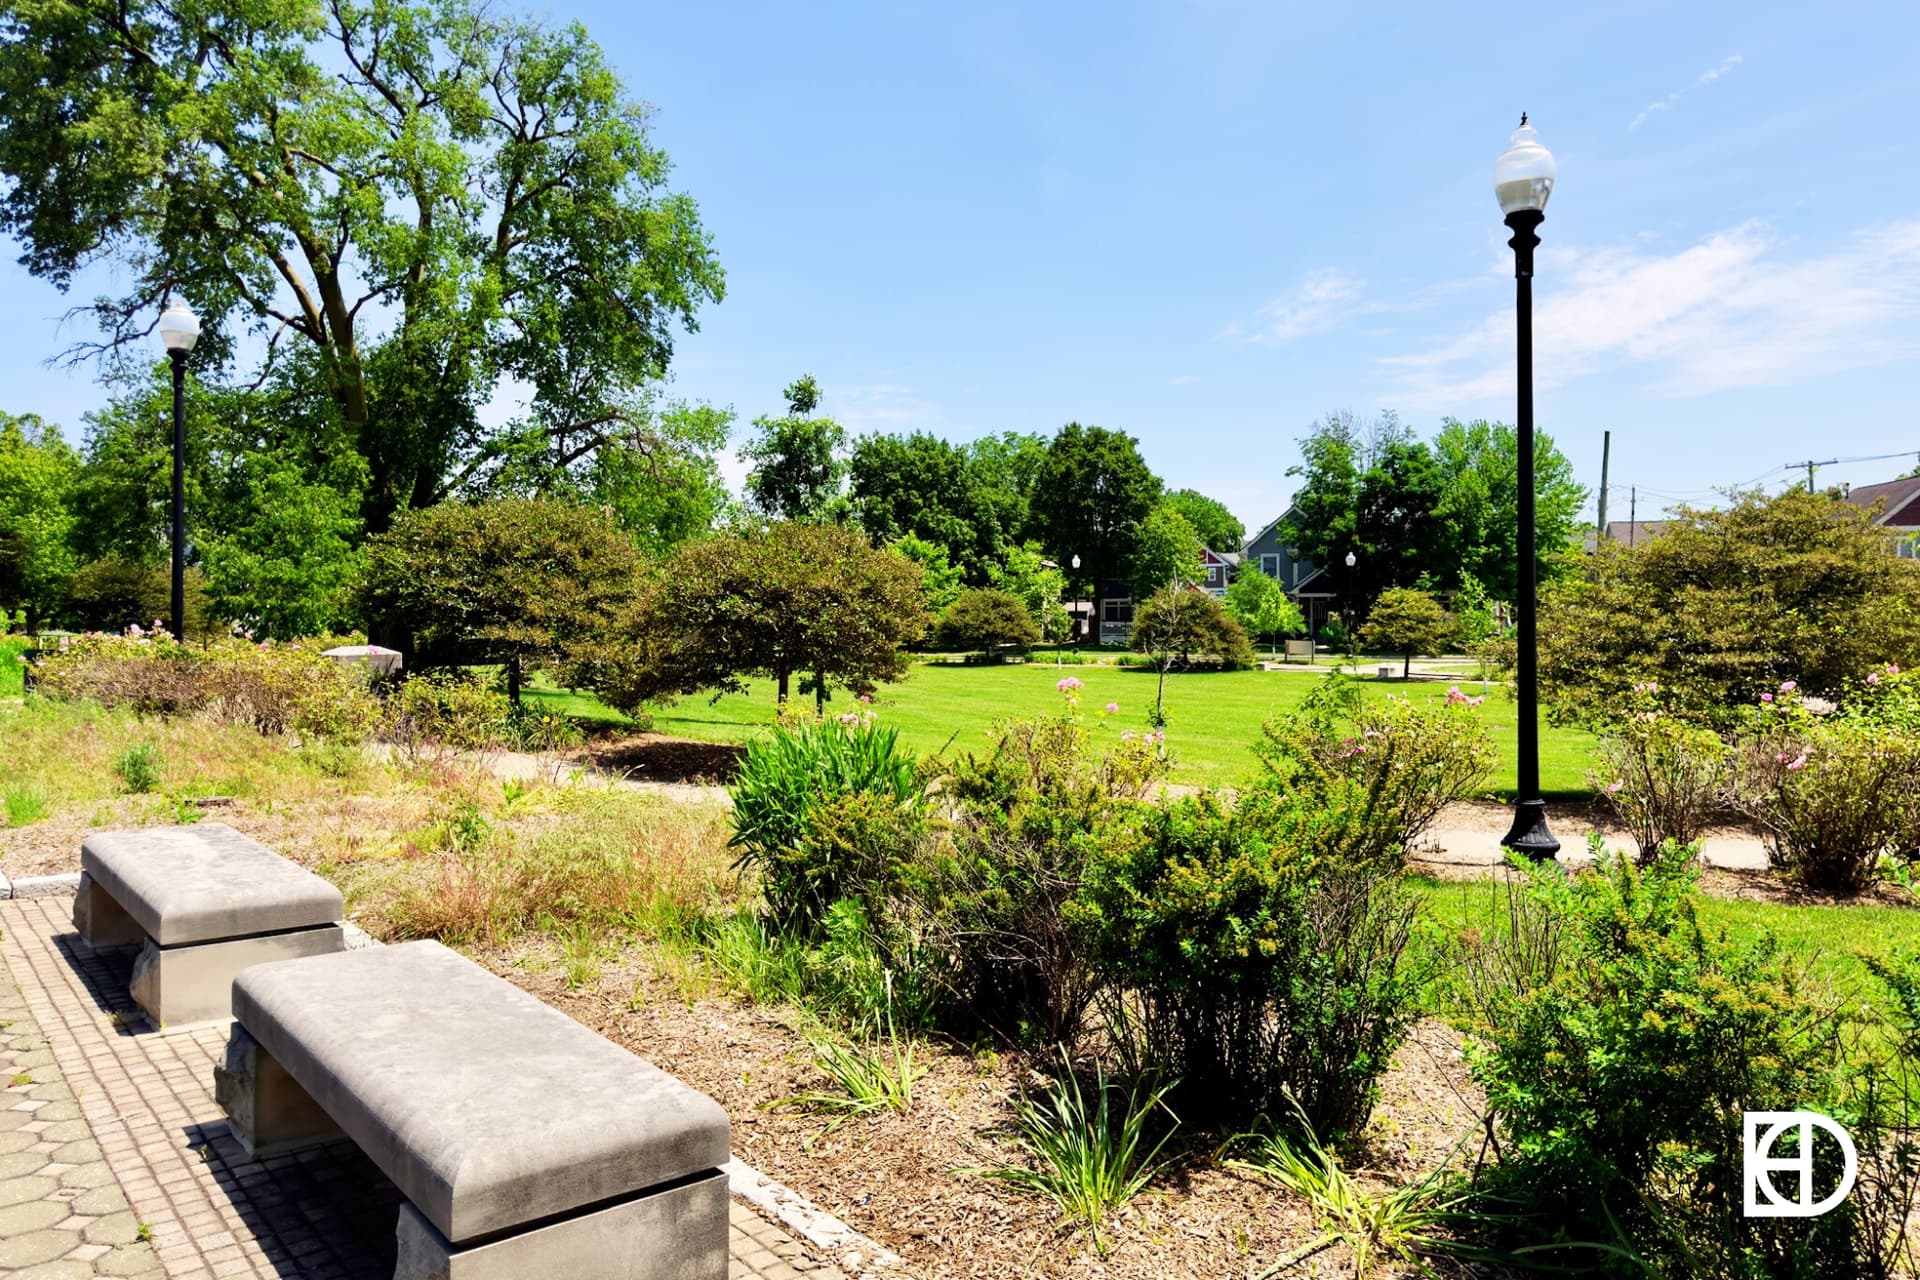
1241, 505, 1337, 636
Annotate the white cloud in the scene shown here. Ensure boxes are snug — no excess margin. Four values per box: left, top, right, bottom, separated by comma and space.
1238, 268, 1367, 344
1381, 218, 1920, 404
1629, 54, 1743, 131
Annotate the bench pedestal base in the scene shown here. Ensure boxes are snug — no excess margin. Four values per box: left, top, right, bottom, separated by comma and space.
73, 872, 145, 950
215, 1023, 345, 1158
133, 925, 346, 1027
393, 1171, 729, 1280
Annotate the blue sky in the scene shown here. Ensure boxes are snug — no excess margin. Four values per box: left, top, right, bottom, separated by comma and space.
3, 0, 1917, 534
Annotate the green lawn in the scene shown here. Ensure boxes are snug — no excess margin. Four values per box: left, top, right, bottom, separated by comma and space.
1413, 873, 1920, 1001
0, 637, 28, 698
528, 660, 1597, 796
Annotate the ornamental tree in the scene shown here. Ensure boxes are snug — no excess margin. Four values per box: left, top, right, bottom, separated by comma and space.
1224, 565, 1305, 658
360, 498, 643, 702
1357, 588, 1457, 678
936, 588, 1040, 659
602, 521, 927, 711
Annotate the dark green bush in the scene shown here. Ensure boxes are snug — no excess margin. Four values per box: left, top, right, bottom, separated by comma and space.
935, 587, 1039, 658
908, 714, 1163, 1044
1461, 841, 1864, 1276
727, 715, 925, 932
1084, 784, 1429, 1137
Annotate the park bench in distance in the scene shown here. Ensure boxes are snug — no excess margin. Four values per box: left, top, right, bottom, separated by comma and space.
73, 824, 346, 1025
214, 940, 731, 1280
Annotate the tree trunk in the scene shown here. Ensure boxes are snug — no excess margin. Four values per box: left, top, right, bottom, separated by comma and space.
508, 655, 523, 706
814, 668, 826, 714
776, 668, 789, 704
1404, 651, 1412, 679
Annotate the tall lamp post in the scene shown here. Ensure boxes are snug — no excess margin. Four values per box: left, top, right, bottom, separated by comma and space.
157, 300, 201, 643
1070, 554, 1082, 644
1343, 549, 1357, 670
1494, 116, 1560, 861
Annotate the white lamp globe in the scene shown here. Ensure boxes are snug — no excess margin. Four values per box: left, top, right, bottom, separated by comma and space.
157, 300, 201, 353
1493, 117, 1556, 216
1344, 550, 1357, 568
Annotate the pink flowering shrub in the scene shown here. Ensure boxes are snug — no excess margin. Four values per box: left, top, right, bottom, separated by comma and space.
1733, 668, 1920, 893
1589, 684, 1731, 861
1253, 676, 1493, 862
31, 633, 380, 742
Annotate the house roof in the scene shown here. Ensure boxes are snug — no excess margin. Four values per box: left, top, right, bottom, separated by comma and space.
1240, 505, 1299, 556
1846, 476, 1920, 528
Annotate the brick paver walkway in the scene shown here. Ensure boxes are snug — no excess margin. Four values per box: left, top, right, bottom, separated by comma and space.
0, 897, 850, 1280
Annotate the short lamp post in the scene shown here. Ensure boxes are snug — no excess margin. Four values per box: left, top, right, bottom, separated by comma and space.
1494, 116, 1560, 861
157, 300, 201, 644
1071, 554, 1083, 645
1343, 549, 1358, 670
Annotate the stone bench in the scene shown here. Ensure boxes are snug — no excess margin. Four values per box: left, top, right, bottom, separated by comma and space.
214, 941, 731, 1280
73, 824, 346, 1026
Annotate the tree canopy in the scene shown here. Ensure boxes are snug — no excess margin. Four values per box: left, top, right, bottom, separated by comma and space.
0, 0, 722, 529
1224, 564, 1304, 655
1028, 423, 1161, 606
1539, 488, 1920, 725
936, 587, 1040, 659
742, 377, 848, 522
1359, 588, 1457, 678
603, 522, 927, 710
1128, 503, 1204, 601
360, 498, 643, 701
1162, 488, 1245, 552
0, 413, 79, 628
850, 432, 1003, 580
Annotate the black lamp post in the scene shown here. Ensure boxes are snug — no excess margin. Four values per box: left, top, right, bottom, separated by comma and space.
157, 299, 201, 643
1494, 115, 1560, 861
1343, 549, 1357, 670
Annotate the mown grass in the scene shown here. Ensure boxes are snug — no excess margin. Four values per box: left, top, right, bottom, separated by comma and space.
528, 660, 1596, 797
0, 636, 29, 697
1411, 872, 1920, 1001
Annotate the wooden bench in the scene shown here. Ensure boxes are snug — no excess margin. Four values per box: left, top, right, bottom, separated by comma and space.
213, 941, 731, 1280
73, 824, 345, 1025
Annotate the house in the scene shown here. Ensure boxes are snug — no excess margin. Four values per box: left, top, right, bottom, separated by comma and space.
1084, 544, 1241, 645
1583, 520, 1670, 550
1845, 477, 1920, 556
1240, 505, 1337, 636
1199, 547, 1240, 598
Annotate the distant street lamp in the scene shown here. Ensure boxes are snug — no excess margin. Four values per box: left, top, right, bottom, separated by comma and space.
1343, 550, 1357, 669
157, 300, 201, 644
1071, 554, 1083, 644
1494, 116, 1560, 861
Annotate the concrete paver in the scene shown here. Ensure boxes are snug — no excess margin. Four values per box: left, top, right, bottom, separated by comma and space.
0, 896, 850, 1279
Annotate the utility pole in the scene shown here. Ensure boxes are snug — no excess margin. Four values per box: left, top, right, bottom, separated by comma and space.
1629, 487, 1637, 547
1595, 430, 1611, 541
1786, 457, 1841, 493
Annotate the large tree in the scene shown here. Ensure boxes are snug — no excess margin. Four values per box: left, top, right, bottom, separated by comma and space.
849, 432, 1003, 579
1028, 423, 1160, 618
0, 413, 79, 629
1128, 502, 1203, 601
1162, 488, 1245, 553
604, 522, 927, 710
1432, 418, 1586, 602
741, 376, 848, 522
361, 497, 643, 702
1223, 564, 1304, 658
1540, 488, 1920, 725
0, 0, 722, 530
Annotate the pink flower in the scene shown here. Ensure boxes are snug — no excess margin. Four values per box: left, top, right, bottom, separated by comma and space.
1779, 681, 1797, 694
1467, 695, 1485, 708
1445, 686, 1468, 706
1870, 673, 1883, 685
1761, 693, 1774, 703
858, 694, 873, 704
1105, 702, 1119, 715
1606, 781, 1624, 795
1122, 731, 1137, 742
1056, 677, 1083, 692
1893, 665, 1903, 675
1786, 752, 1809, 772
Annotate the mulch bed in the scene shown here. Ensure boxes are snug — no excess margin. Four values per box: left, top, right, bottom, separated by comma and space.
589, 733, 745, 785
496, 935, 1486, 1280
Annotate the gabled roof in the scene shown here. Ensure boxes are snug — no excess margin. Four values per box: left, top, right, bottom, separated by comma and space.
1846, 476, 1920, 528
1241, 504, 1299, 556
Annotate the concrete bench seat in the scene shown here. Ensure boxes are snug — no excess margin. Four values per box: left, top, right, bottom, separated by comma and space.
73, 824, 345, 1025
214, 941, 730, 1280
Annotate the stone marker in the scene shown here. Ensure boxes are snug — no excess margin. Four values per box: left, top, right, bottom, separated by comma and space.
217, 940, 731, 1280
75, 824, 346, 1026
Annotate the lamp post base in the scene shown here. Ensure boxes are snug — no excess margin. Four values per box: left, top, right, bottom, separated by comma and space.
1500, 797, 1560, 861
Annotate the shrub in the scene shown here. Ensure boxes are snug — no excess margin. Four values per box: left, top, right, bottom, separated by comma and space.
1253, 677, 1493, 862
1, 782, 51, 826
1085, 785, 1429, 1136
1317, 615, 1348, 651
727, 714, 925, 932
1590, 688, 1732, 860
1128, 586, 1253, 671
114, 742, 162, 793
909, 714, 1163, 1044
1734, 680, 1920, 893
32, 634, 381, 742
1356, 587, 1456, 678
936, 587, 1039, 659
1460, 841, 1860, 1276
381, 673, 511, 759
